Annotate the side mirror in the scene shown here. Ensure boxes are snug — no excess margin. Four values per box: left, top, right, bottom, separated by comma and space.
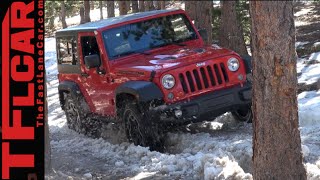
198, 29, 208, 42
84, 54, 100, 69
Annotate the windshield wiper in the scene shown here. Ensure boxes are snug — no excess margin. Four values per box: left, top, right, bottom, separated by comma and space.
113, 50, 151, 58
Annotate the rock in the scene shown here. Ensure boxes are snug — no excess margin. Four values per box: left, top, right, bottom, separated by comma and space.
83, 173, 93, 179
115, 161, 125, 167
303, 59, 320, 65
298, 79, 320, 94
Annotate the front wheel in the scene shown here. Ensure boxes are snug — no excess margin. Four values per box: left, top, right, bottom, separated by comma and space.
123, 102, 165, 152
231, 105, 253, 123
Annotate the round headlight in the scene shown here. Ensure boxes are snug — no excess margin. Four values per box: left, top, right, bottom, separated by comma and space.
227, 57, 240, 72
162, 74, 175, 89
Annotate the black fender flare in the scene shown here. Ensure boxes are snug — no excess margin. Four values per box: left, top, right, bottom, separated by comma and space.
58, 80, 81, 98
241, 55, 252, 74
58, 80, 89, 112
115, 81, 163, 102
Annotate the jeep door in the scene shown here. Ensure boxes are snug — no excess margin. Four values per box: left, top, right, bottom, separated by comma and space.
78, 32, 116, 116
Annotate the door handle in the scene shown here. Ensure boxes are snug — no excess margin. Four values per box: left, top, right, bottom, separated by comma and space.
81, 72, 89, 77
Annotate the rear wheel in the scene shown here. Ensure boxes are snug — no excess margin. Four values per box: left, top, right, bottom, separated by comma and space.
123, 101, 165, 152
232, 105, 253, 123
63, 92, 101, 137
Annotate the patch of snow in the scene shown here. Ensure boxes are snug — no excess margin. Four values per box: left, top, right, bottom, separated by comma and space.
297, 55, 320, 85
55, 8, 120, 28
313, 42, 320, 48
305, 163, 320, 180
130, 172, 157, 179
45, 38, 57, 76
302, 145, 310, 157
294, 5, 313, 17
296, 41, 309, 48
309, 52, 320, 61
298, 90, 320, 127
83, 172, 93, 179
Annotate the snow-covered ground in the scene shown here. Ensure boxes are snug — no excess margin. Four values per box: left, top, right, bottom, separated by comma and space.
297, 50, 320, 85
45, 35, 320, 180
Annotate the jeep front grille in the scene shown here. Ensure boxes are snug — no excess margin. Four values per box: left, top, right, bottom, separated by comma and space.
179, 63, 229, 94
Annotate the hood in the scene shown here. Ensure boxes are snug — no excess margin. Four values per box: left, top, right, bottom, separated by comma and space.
113, 44, 238, 77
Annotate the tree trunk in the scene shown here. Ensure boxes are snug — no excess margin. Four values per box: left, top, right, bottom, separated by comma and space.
119, 1, 128, 15
90, 0, 94, 10
220, 1, 248, 56
156, 1, 161, 10
132, 0, 139, 13
139, 0, 145, 12
185, 1, 213, 44
145, 1, 154, 11
126, 0, 131, 12
99, 1, 103, 19
80, 7, 85, 24
84, 0, 91, 23
107, 0, 115, 18
60, 1, 67, 29
250, 1, 307, 180
160, 1, 165, 10
49, 5, 55, 30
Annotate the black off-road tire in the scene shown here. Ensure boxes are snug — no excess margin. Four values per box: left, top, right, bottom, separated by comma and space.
231, 105, 253, 123
123, 101, 165, 152
63, 92, 101, 137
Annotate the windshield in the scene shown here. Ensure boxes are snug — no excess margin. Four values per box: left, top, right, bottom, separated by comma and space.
102, 13, 198, 60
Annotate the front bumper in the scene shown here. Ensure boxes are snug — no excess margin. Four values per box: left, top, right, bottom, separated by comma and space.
151, 82, 252, 124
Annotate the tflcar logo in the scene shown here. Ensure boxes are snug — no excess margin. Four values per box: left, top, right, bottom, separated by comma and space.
1, 0, 44, 179
196, 62, 205, 67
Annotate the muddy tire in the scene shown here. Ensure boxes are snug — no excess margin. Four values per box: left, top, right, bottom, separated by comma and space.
123, 101, 165, 152
63, 92, 101, 137
232, 105, 253, 123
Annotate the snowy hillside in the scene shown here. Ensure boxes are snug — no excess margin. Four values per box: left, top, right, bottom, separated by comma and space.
45, 35, 320, 179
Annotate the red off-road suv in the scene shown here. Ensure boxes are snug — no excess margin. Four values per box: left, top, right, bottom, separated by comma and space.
56, 9, 252, 150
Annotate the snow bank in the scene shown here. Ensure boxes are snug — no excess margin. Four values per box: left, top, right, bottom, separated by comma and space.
297, 53, 320, 85
45, 38, 57, 76
296, 41, 309, 48
298, 91, 320, 127
309, 52, 320, 61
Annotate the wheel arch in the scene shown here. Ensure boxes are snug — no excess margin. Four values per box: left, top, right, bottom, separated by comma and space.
115, 81, 164, 115
241, 55, 252, 74
58, 80, 89, 112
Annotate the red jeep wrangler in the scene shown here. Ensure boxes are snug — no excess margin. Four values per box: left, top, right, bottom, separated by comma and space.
55, 9, 252, 150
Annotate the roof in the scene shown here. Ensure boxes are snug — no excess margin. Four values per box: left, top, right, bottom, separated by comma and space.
56, 9, 182, 36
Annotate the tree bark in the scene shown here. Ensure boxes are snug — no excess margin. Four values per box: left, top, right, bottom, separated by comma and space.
99, 1, 103, 19
139, 0, 145, 12
60, 1, 67, 29
132, 0, 139, 13
220, 1, 248, 56
126, 0, 131, 13
145, 1, 154, 11
156, 1, 161, 10
49, 5, 55, 30
250, 1, 307, 180
107, 0, 115, 18
90, 0, 94, 10
80, 7, 85, 24
160, 1, 165, 10
84, 0, 91, 23
185, 1, 213, 44
119, 1, 128, 15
